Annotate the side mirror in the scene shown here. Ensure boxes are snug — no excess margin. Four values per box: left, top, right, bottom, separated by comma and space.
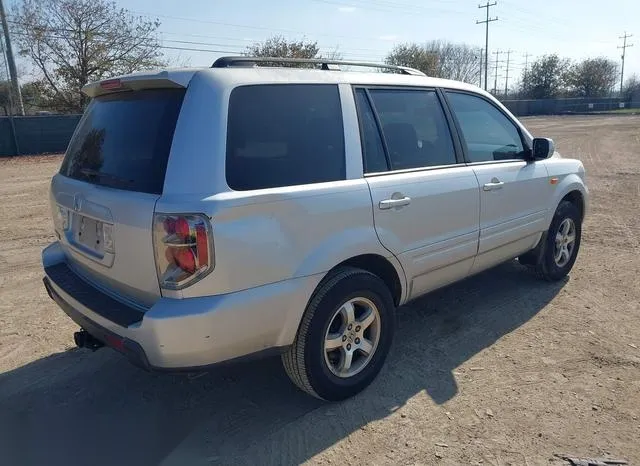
531, 137, 555, 160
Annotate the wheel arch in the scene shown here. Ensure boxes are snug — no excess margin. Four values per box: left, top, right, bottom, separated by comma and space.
293, 225, 409, 307
329, 254, 406, 307
560, 190, 585, 221
545, 174, 588, 227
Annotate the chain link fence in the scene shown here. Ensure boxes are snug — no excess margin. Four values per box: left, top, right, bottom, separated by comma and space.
501, 97, 640, 116
0, 114, 81, 156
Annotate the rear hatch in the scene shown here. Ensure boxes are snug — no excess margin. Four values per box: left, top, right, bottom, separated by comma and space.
51, 79, 188, 308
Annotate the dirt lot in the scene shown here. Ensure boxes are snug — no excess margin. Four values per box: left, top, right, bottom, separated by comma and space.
0, 116, 639, 466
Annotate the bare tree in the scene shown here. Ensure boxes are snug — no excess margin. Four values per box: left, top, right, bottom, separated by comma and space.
322, 46, 343, 61
423, 40, 481, 83
566, 57, 618, 98
385, 43, 439, 75
12, 0, 165, 113
385, 41, 480, 82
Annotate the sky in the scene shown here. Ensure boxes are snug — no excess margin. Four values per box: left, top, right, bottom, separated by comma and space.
6, 0, 640, 90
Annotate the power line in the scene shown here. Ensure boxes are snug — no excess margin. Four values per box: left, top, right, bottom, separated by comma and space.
7, 17, 394, 58
618, 32, 633, 95
8, 29, 388, 65
497, 2, 569, 31
7, 15, 389, 59
9, 29, 387, 62
129, 10, 400, 43
159, 45, 241, 54
311, 0, 467, 16
476, 1, 497, 91
161, 39, 388, 58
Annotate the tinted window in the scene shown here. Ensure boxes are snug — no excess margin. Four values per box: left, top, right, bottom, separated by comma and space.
354, 89, 388, 173
368, 89, 456, 170
446, 92, 526, 162
60, 89, 185, 194
226, 85, 345, 190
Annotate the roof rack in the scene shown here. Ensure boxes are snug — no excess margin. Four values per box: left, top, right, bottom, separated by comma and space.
211, 56, 426, 76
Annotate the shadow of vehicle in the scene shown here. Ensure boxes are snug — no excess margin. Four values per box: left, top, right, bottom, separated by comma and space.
0, 260, 565, 466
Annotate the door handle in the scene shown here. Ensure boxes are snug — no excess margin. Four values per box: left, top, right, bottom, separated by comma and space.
483, 180, 505, 191
379, 196, 411, 210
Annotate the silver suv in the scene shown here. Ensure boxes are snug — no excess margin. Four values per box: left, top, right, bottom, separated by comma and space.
42, 57, 588, 400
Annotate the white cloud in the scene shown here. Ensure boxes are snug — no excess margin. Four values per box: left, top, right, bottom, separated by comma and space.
338, 6, 356, 12
379, 34, 398, 41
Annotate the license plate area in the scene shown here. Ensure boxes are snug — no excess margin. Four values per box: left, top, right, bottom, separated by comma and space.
72, 214, 105, 256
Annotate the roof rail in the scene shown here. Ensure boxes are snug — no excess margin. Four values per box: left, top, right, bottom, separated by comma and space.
211, 56, 427, 76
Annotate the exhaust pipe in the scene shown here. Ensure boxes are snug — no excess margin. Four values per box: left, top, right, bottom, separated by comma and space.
74, 330, 104, 351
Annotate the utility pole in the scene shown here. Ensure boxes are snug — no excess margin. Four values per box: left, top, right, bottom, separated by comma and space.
0, 0, 24, 116
476, 1, 498, 91
522, 52, 531, 77
504, 49, 512, 97
479, 48, 483, 88
493, 49, 501, 95
618, 32, 633, 95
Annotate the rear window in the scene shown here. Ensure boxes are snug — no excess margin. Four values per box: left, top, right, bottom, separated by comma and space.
60, 88, 185, 194
226, 84, 345, 191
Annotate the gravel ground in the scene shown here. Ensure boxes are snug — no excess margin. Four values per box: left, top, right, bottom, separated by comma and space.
0, 116, 638, 466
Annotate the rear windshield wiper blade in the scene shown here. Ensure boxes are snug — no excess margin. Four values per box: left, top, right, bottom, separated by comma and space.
79, 168, 134, 187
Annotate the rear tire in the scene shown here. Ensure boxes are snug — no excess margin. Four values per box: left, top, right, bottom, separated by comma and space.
282, 267, 395, 401
534, 200, 582, 281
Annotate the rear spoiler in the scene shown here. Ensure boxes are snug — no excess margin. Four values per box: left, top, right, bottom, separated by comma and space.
82, 69, 195, 98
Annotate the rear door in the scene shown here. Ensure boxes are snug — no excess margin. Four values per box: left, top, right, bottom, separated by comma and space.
51, 87, 186, 307
444, 91, 552, 273
355, 87, 480, 299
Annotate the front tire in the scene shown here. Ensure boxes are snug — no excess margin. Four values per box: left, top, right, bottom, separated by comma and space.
534, 200, 582, 281
282, 267, 395, 401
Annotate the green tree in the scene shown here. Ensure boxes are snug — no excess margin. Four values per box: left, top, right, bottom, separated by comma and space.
20, 81, 45, 112
567, 57, 618, 97
519, 54, 571, 99
622, 74, 640, 102
0, 82, 11, 116
0, 81, 44, 115
246, 36, 320, 65
12, 0, 165, 113
244, 36, 345, 67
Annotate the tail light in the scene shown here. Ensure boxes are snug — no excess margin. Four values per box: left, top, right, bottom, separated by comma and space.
53, 204, 69, 233
153, 213, 214, 290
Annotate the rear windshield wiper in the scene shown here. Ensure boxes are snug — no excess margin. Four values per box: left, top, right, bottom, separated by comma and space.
79, 168, 134, 187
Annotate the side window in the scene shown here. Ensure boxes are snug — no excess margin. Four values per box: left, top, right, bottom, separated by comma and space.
226, 85, 345, 190
354, 89, 388, 173
446, 92, 526, 163
368, 89, 457, 170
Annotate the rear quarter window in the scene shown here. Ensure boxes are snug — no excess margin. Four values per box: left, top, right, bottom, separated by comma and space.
226, 84, 346, 191
60, 89, 185, 194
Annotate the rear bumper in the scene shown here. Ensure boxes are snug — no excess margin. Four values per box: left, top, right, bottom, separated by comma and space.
42, 242, 321, 370
43, 276, 152, 369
